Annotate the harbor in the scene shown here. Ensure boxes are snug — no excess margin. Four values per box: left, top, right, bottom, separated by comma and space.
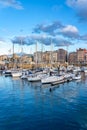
1, 0, 87, 129
1, 65, 86, 84
0, 72, 87, 130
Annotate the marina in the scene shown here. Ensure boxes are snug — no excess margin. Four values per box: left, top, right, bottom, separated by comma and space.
0, 72, 87, 130
0, 0, 87, 129
1, 66, 85, 85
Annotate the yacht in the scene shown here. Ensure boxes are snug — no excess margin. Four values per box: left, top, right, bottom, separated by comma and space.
27, 73, 48, 82
73, 74, 81, 80
11, 70, 22, 77
41, 75, 64, 84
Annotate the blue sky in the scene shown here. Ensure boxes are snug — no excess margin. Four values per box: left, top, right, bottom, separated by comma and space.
0, 0, 87, 55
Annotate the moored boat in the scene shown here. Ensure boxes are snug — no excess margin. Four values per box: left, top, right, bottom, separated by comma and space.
4, 70, 12, 76
27, 73, 47, 82
73, 75, 81, 80
41, 75, 64, 84
11, 71, 22, 77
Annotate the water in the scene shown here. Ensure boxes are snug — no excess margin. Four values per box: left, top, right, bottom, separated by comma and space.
0, 75, 87, 130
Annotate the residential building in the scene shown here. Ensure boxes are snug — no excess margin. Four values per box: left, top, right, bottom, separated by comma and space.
68, 52, 77, 64
0, 55, 8, 61
52, 51, 58, 62
57, 49, 67, 63
21, 54, 33, 63
77, 48, 85, 64
43, 51, 51, 63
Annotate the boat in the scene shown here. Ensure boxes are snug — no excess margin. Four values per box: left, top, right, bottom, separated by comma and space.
11, 71, 22, 77
73, 67, 81, 74
73, 75, 81, 80
21, 74, 28, 79
28, 76, 41, 82
21, 70, 31, 79
63, 73, 72, 79
4, 70, 12, 76
84, 70, 87, 76
41, 75, 64, 84
27, 73, 48, 82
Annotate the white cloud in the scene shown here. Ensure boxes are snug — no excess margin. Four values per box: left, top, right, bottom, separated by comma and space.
59, 25, 79, 39
67, 0, 87, 10
0, 0, 23, 10
61, 25, 78, 34
66, 0, 87, 21
0, 37, 5, 42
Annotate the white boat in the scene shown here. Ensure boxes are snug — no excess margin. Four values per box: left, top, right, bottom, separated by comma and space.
4, 70, 12, 76
21, 74, 28, 79
11, 71, 22, 77
41, 75, 64, 84
73, 75, 81, 80
27, 73, 47, 82
73, 67, 81, 73
21, 71, 29, 79
63, 73, 72, 79
84, 70, 87, 75
28, 76, 41, 82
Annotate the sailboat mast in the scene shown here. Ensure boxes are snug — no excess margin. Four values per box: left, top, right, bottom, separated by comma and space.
36, 41, 38, 69
13, 43, 14, 68
41, 41, 43, 69
20, 37, 23, 54
20, 37, 23, 69
66, 45, 68, 62
50, 38, 53, 68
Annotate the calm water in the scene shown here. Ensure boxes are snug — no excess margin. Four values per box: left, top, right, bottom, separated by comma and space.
0, 75, 87, 130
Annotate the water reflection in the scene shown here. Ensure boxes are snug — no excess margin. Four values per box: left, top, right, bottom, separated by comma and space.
0, 76, 87, 130
30, 81, 42, 87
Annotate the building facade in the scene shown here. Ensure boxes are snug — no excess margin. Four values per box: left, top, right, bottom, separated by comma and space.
77, 48, 85, 64
68, 52, 77, 64
34, 51, 42, 63
57, 49, 67, 63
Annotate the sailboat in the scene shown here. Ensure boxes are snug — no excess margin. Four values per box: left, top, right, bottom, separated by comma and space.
41, 75, 64, 84
11, 37, 23, 78
41, 38, 63, 84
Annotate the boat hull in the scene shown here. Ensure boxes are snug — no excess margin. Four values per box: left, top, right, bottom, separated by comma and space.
12, 72, 22, 77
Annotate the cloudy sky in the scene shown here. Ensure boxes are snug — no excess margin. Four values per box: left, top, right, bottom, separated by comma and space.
0, 0, 87, 54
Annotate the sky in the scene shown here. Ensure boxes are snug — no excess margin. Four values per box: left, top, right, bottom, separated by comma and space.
0, 0, 87, 55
